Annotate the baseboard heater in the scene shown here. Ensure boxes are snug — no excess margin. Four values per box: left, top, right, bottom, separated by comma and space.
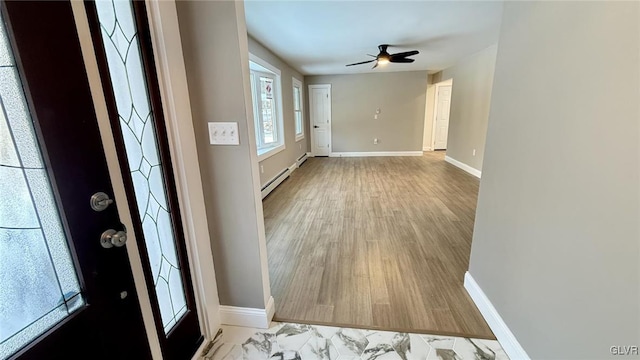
261, 168, 290, 199
297, 153, 308, 167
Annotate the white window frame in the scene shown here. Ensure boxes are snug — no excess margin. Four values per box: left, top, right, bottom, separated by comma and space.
249, 54, 285, 161
292, 77, 304, 142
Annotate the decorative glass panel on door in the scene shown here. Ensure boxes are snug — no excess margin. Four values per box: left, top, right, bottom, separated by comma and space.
0, 14, 83, 359
94, 0, 187, 333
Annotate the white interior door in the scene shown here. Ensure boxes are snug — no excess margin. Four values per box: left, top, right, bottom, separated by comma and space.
434, 85, 452, 150
309, 85, 331, 156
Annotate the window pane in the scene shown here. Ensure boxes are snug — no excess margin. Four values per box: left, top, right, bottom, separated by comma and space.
0, 15, 83, 359
295, 112, 303, 136
95, 0, 187, 333
293, 86, 300, 111
259, 76, 276, 144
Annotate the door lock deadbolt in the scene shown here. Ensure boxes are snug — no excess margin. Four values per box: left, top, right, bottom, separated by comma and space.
90, 192, 114, 211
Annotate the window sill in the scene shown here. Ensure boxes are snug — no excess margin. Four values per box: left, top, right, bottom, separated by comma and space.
257, 144, 286, 162
295, 134, 305, 142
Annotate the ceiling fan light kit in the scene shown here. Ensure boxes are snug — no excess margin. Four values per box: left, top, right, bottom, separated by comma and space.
346, 44, 419, 69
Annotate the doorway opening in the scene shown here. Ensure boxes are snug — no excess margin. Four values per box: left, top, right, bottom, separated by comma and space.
243, 5, 492, 340
256, 70, 490, 337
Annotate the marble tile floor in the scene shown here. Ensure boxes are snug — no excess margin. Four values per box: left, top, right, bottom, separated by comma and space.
211, 322, 509, 360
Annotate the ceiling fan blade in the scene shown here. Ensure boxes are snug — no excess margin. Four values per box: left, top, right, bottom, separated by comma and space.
389, 58, 415, 63
390, 50, 419, 58
346, 59, 376, 67
372, 62, 378, 69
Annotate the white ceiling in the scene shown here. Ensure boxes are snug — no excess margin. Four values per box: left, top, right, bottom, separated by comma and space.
244, 1, 504, 75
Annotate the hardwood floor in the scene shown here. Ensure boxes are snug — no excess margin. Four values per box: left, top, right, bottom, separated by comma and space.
262, 152, 494, 339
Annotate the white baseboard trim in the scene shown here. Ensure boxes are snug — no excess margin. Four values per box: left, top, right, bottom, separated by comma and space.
306, 152, 314, 157
464, 272, 530, 360
444, 155, 482, 178
423, 146, 432, 151
219, 296, 275, 329
329, 151, 423, 157
265, 296, 275, 324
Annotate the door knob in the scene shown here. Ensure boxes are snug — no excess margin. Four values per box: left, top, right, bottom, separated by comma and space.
100, 229, 128, 248
314, 125, 319, 128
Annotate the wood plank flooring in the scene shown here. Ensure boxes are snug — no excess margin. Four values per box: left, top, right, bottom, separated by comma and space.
262, 152, 494, 339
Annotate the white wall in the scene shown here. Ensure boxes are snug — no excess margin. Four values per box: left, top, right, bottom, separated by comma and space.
469, 2, 639, 359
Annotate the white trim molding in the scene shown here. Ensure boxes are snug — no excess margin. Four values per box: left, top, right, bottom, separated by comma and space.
445, 155, 482, 178
464, 272, 531, 360
249, 53, 281, 76
330, 151, 423, 157
423, 146, 432, 151
257, 143, 286, 162
219, 296, 275, 329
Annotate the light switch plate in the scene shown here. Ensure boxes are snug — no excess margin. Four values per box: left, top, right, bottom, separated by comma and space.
208, 122, 239, 145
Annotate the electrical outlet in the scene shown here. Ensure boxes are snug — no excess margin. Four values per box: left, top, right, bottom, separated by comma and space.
374, 138, 379, 145
472, 149, 476, 156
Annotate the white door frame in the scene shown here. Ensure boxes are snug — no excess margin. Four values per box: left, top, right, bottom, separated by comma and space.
431, 79, 453, 150
308, 84, 332, 156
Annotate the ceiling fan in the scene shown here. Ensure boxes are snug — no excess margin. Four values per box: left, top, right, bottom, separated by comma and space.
346, 44, 419, 69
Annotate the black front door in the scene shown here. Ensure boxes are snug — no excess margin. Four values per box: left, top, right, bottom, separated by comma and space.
1, 1, 151, 359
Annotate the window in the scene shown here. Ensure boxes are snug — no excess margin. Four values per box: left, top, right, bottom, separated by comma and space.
249, 55, 285, 161
292, 77, 304, 141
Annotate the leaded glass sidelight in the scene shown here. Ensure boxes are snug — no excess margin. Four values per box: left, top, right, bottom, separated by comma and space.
94, 0, 188, 333
0, 13, 83, 359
